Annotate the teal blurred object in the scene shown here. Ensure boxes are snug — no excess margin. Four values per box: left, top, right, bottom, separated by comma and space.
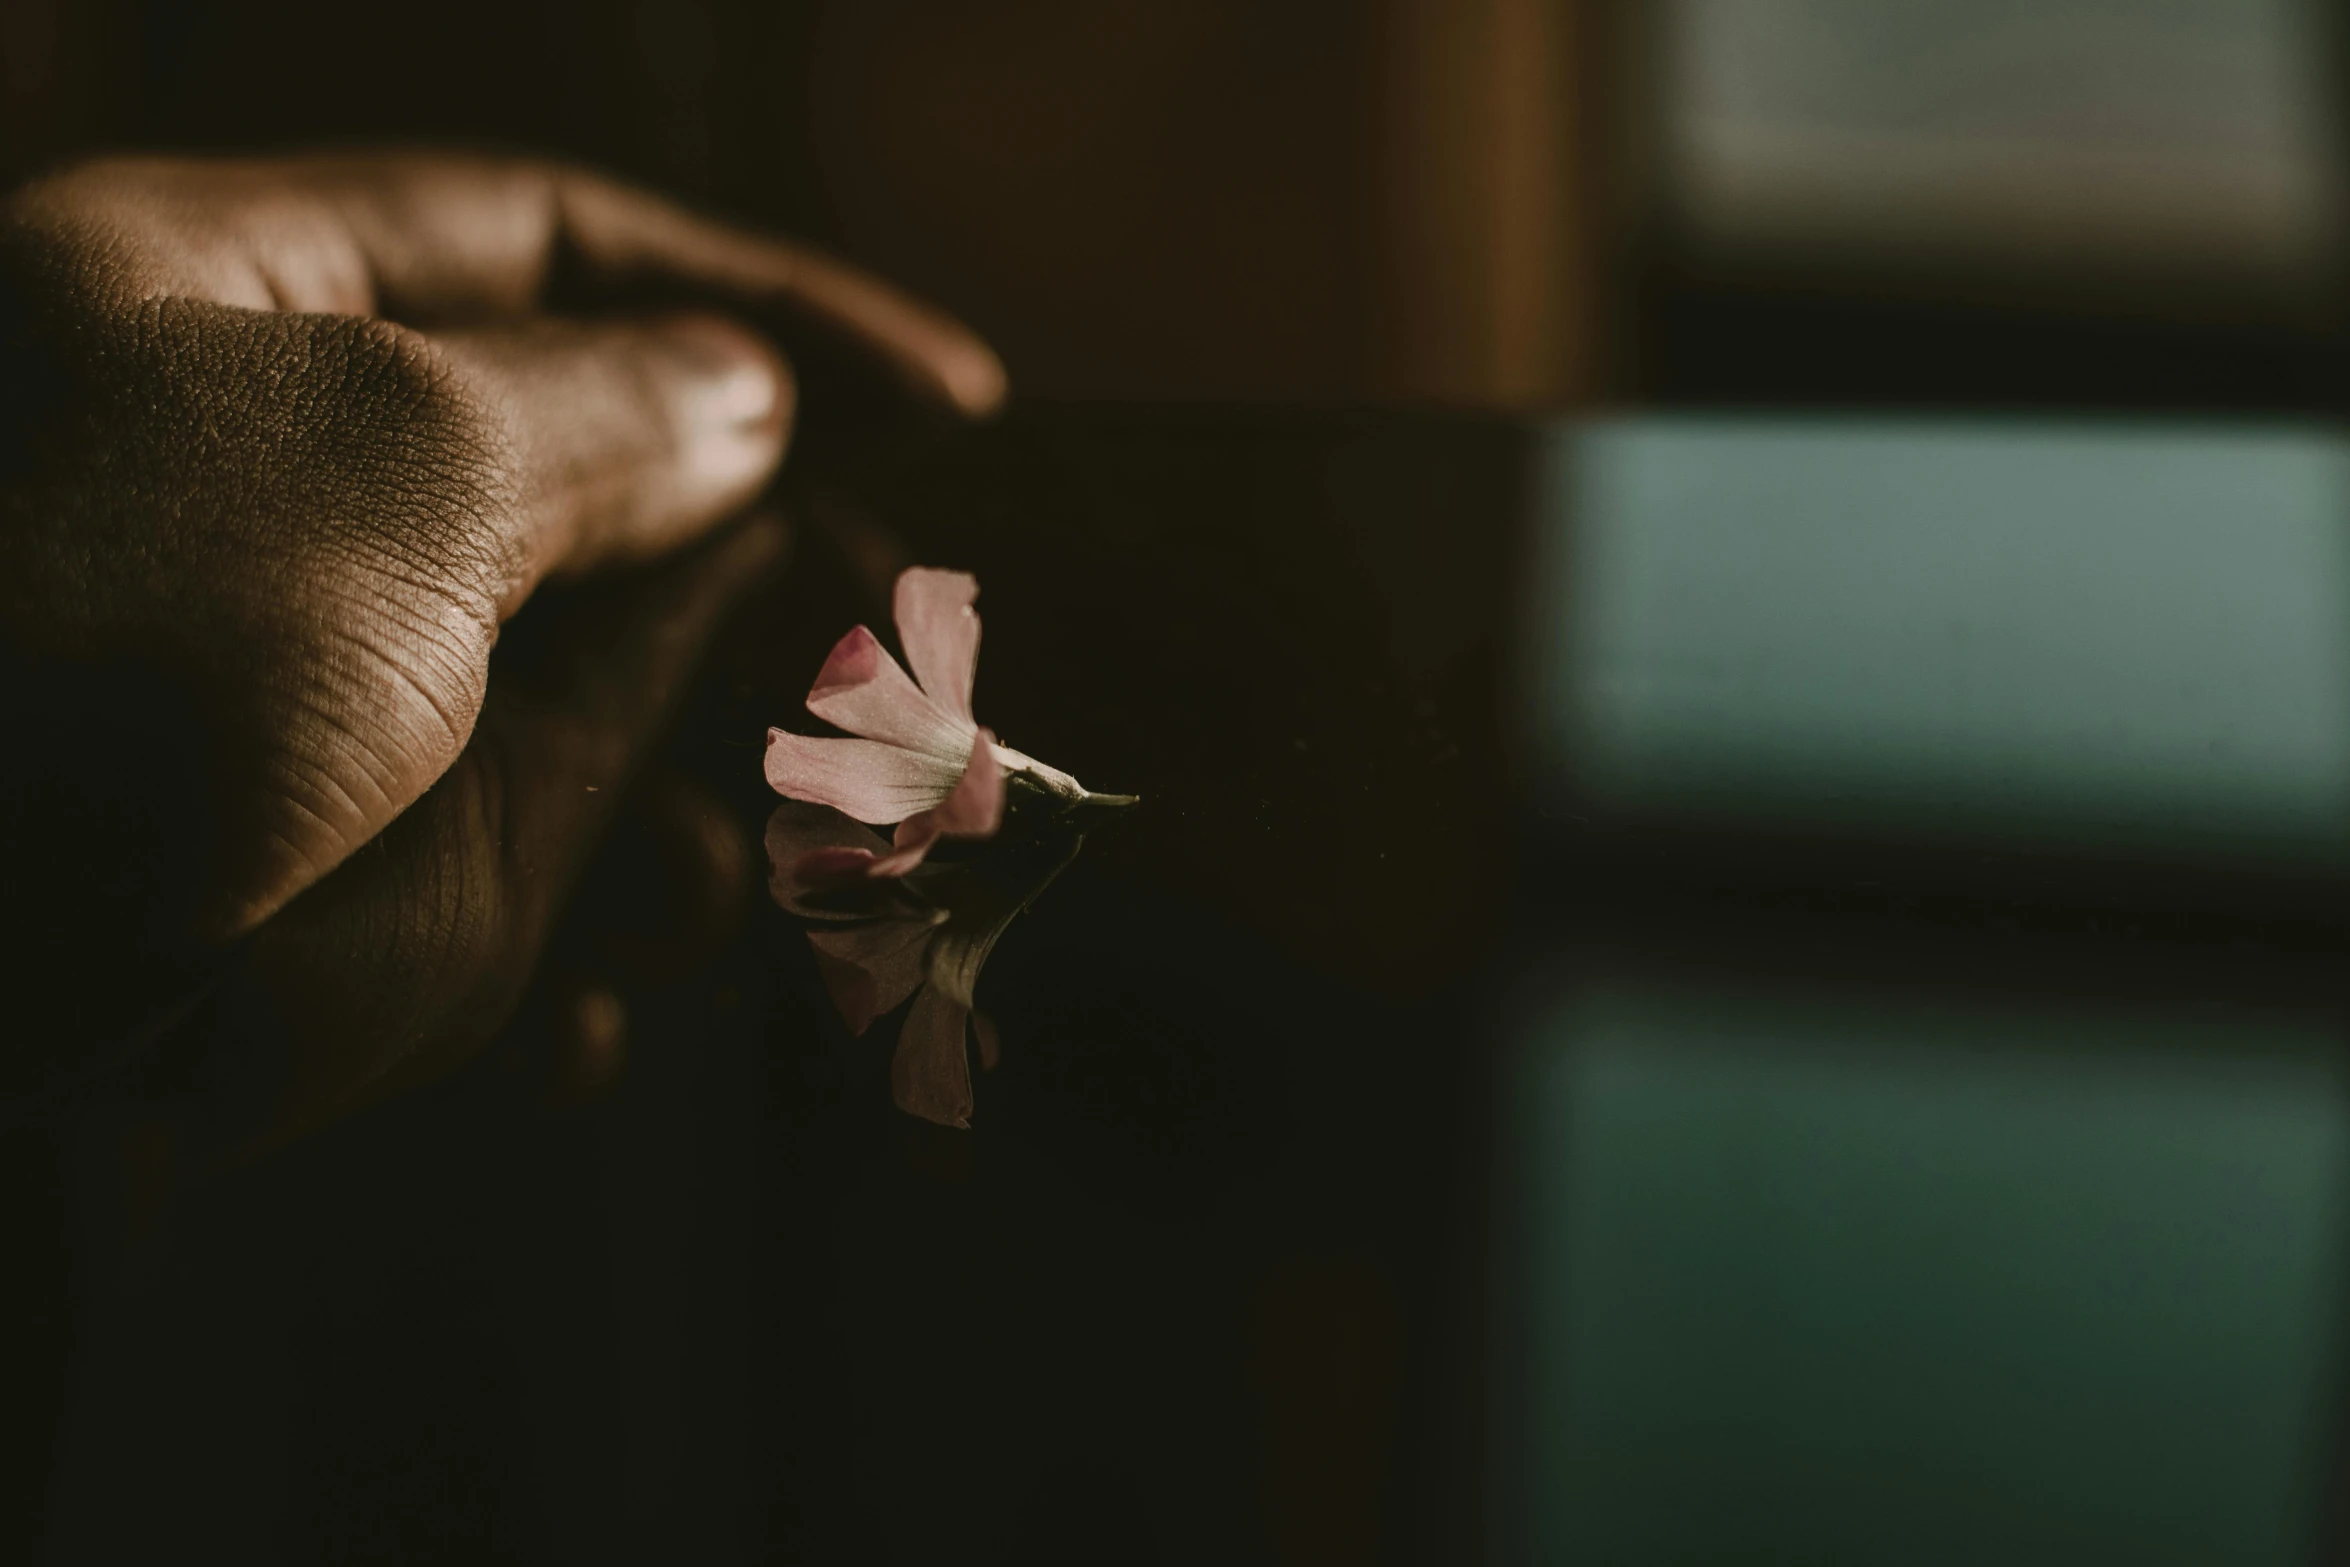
1537, 420, 2350, 869
1499, 986, 2350, 1565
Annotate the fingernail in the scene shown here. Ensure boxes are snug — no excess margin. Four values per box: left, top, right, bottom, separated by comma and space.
661, 314, 786, 432
655, 316, 791, 505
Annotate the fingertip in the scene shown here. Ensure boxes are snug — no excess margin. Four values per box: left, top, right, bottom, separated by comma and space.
537, 164, 1003, 422
666, 313, 792, 415
654, 311, 795, 470
942, 339, 1010, 419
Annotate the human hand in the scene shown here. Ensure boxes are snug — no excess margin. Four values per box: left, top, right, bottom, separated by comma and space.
0, 153, 1002, 1079
166, 513, 781, 1161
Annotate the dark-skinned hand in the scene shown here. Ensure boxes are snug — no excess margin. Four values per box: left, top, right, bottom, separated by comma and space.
0, 152, 1003, 1143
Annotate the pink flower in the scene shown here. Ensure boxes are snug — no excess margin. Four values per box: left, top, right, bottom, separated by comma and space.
763, 567, 1086, 879
762, 567, 1131, 1129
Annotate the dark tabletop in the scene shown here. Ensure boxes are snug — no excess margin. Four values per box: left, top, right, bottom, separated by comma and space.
24, 408, 2350, 1565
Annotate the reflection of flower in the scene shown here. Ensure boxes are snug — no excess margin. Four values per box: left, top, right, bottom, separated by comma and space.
764, 567, 1092, 878
766, 796, 1098, 1128
766, 802, 972, 1126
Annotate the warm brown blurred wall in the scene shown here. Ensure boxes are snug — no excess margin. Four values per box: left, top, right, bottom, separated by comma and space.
1366, 0, 1599, 404
794, 0, 1599, 403
0, 0, 1601, 407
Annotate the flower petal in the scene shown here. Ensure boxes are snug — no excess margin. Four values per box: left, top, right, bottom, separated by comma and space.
765, 728, 962, 824
891, 985, 973, 1128
927, 917, 1010, 1010
807, 916, 940, 1035
765, 800, 896, 918
805, 625, 974, 763
866, 727, 1007, 877
925, 726, 1008, 837
797, 846, 880, 880
894, 567, 981, 722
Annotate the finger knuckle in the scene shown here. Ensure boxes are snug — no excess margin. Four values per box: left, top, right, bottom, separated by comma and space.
260, 315, 519, 771
300, 314, 524, 606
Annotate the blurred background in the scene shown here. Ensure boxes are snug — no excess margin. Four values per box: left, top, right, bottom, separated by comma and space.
5, 0, 2343, 411
11, 5, 2350, 1565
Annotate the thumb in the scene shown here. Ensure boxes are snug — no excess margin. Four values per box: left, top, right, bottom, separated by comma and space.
436, 312, 793, 602
179, 513, 789, 1161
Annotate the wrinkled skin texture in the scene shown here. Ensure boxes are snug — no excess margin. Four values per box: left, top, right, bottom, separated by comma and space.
182, 517, 785, 1157
0, 153, 1003, 1141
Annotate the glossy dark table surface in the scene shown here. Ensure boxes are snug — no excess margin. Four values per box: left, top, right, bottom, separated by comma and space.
24, 409, 2350, 1565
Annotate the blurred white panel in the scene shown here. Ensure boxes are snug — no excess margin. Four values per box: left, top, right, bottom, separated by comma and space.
1661, 0, 2344, 314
